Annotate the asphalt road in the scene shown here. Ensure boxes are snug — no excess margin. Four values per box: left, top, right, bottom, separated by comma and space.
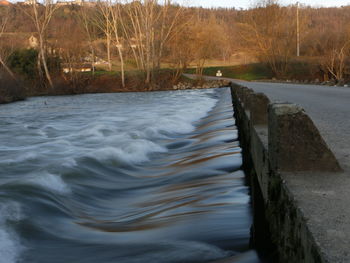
233, 80, 350, 171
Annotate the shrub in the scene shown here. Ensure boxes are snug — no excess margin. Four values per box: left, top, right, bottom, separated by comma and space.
7, 49, 61, 80
7, 49, 38, 79
0, 70, 26, 103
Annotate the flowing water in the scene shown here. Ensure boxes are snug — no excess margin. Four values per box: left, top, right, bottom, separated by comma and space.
0, 87, 262, 263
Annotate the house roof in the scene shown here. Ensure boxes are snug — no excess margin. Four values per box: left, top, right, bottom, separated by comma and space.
0, 0, 11, 6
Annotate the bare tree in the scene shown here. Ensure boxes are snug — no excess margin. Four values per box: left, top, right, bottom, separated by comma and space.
123, 0, 156, 85
154, 1, 185, 69
53, 13, 89, 91
324, 44, 349, 82
110, 0, 126, 87
320, 39, 350, 82
237, 0, 296, 78
0, 7, 16, 80
167, 23, 195, 82
184, 14, 228, 77
78, 6, 97, 75
17, 0, 59, 89
95, 2, 113, 71
122, 0, 186, 86
94, 1, 126, 87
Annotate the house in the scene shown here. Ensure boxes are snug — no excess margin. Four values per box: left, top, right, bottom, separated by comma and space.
62, 63, 94, 73
28, 35, 39, 49
23, 0, 38, 5
0, 0, 11, 6
56, 0, 96, 6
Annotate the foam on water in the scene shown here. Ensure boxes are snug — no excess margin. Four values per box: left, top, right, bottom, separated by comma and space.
36, 90, 217, 166
0, 152, 38, 165
91, 140, 167, 164
62, 158, 77, 168
25, 172, 71, 194
0, 202, 24, 263
0, 88, 263, 263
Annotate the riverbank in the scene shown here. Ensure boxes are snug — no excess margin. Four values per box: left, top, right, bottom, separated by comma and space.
0, 74, 26, 104
0, 71, 230, 105
185, 62, 350, 86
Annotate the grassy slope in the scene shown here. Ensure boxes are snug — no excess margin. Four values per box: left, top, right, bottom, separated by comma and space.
185, 63, 274, 81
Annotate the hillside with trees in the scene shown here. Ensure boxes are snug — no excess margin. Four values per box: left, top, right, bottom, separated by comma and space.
1, 0, 350, 102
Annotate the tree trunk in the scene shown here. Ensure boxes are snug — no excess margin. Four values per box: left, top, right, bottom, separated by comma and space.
116, 45, 125, 88
0, 56, 16, 80
106, 33, 112, 71
39, 36, 54, 89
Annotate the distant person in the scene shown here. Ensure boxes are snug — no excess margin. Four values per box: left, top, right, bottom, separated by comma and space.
216, 70, 222, 77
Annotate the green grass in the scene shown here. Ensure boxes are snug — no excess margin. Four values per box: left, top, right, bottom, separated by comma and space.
90, 68, 169, 76
90, 63, 276, 81
84, 69, 144, 78
185, 63, 274, 81
92, 70, 119, 76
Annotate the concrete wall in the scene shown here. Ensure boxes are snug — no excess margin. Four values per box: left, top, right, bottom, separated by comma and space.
230, 83, 341, 263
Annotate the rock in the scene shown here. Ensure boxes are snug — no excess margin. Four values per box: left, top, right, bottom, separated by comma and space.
337, 79, 345, 86
328, 80, 336, 86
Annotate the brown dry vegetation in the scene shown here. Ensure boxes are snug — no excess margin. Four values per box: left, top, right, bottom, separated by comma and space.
1, 0, 350, 103
0, 71, 25, 103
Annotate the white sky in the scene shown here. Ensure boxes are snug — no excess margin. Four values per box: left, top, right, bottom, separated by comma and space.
177, 0, 350, 9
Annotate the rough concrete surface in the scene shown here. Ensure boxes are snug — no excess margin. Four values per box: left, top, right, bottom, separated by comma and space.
233, 81, 350, 263
268, 103, 342, 172
234, 81, 350, 172
185, 74, 350, 262
247, 93, 270, 125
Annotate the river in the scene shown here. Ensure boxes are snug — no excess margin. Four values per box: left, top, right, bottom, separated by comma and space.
0, 88, 263, 263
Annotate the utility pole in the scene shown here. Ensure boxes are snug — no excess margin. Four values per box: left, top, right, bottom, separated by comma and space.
296, 1, 300, 57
